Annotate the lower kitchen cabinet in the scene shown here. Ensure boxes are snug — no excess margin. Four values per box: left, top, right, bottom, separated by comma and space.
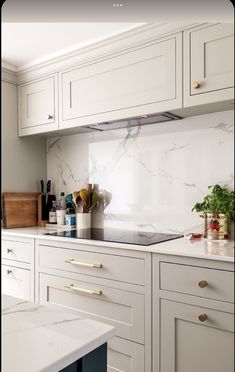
160, 299, 234, 372
2, 264, 31, 300
35, 239, 151, 372
153, 254, 234, 372
1, 235, 35, 301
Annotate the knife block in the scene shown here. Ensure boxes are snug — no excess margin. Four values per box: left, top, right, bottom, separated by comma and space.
38, 193, 56, 227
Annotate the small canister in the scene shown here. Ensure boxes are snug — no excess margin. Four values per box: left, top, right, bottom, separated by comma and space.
65, 214, 76, 226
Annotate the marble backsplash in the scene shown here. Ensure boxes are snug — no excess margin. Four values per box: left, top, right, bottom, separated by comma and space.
47, 110, 234, 234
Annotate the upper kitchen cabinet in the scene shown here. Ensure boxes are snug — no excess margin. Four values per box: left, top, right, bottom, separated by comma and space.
59, 33, 182, 129
184, 23, 234, 107
18, 75, 58, 136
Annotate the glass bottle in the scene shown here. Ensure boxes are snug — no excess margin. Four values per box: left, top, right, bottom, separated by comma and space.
49, 200, 57, 224
59, 192, 66, 210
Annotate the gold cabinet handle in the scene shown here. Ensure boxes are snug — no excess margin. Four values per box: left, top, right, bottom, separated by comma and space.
198, 280, 208, 288
198, 313, 208, 322
6, 270, 12, 275
65, 259, 102, 269
64, 284, 102, 296
7, 249, 13, 254
48, 114, 53, 120
192, 81, 200, 89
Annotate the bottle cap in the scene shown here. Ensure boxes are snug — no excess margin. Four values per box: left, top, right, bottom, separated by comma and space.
61, 192, 65, 196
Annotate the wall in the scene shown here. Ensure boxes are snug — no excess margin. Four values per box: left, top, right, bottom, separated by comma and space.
47, 110, 234, 234
1, 80, 47, 192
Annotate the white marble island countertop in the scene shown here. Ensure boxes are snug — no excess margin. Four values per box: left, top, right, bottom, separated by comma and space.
2, 295, 115, 372
2, 226, 234, 262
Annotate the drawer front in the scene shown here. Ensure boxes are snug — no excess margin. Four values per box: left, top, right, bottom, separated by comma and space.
38, 244, 145, 285
160, 262, 234, 303
108, 337, 145, 372
2, 264, 31, 301
2, 239, 33, 264
39, 273, 145, 344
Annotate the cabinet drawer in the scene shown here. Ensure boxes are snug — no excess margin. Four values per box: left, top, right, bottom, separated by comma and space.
2, 264, 31, 301
38, 244, 145, 285
108, 337, 145, 372
39, 273, 145, 344
160, 262, 234, 303
2, 239, 33, 264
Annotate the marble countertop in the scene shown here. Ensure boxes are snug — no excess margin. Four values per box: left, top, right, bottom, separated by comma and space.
2, 295, 115, 372
2, 227, 234, 262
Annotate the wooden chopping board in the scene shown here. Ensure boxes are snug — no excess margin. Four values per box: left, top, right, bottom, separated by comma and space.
2, 192, 40, 228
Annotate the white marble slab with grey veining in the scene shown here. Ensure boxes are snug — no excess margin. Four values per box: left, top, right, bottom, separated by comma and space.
2, 295, 115, 372
47, 110, 234, 235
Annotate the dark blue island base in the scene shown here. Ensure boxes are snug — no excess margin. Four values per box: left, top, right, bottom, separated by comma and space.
60, 343, 107, 372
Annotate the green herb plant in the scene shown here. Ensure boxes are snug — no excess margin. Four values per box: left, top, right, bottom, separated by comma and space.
192, 184, 235, 219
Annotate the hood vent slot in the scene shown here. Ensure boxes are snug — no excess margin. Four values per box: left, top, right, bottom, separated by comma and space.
86, 112, 182, 131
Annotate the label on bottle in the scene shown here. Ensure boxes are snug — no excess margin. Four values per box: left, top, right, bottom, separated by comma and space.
49, 211, 57, 224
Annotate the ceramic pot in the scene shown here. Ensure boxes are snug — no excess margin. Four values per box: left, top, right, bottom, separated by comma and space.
76, 213, 91, 229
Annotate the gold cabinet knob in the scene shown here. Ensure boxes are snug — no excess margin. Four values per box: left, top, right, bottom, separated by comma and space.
7, 248, 13, 253
48, 114, 53, 120
198, 313, 208, 322
192, 81, 200, 89
6, 270, 12, 275
198, 280, 208, 288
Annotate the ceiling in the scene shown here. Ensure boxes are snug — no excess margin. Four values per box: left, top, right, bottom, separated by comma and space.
1, 23, 145, 70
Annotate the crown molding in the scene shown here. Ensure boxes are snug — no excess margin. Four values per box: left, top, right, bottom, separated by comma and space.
16, 22, 202, 84
1, 67, 17, 85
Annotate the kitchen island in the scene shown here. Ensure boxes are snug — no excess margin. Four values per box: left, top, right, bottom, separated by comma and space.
2, 294, 115, 372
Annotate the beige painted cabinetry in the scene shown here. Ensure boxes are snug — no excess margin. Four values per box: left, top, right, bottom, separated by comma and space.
184, 23, 234, 107
1, 235, 35, 301
59, 33, 182, 129
18, 75, 58, 136
36, 239, 152, 372
153, 254, 234, 372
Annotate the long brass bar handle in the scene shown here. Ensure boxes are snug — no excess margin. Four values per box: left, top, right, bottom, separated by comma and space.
65, 259, 102, 268
64, 284, 102, 296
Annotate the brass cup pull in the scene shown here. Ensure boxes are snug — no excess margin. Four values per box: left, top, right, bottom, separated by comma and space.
7, 249, 13, 254
65, 259, 102, 269
48, 114, 53, 120
65, 284, 102, 296
198, 280, 208, 288
198, 313, 208, 322
6, 270, 12, 275
192, 81, 200, 89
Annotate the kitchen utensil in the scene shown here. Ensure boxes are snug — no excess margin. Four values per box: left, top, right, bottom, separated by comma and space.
76, 196, 84, 213
72, 191, 80, 206
79, 188, 89, 210
40, 180, 44, 194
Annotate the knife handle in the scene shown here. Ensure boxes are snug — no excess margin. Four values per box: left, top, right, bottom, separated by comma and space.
40, 180, 44, 194
46, 180, 51, 193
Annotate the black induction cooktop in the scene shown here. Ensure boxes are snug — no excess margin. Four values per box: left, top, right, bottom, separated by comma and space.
44, 228, 183, 246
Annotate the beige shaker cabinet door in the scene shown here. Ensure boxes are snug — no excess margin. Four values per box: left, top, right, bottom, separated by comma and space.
2, 264, 31, 301
108, 337, 145, 372
18, 75, 58, 136
59, 33, 182, 129
184, 23, 234, 106
158, 299, 234, 372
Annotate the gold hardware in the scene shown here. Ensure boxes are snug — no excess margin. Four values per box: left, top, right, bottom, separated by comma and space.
198, 314, 208, 322
64, 284, 102, 296
192, 81, 200, 89
65, 259, 102, 269
48, 114, 53, 120
198, 280, 208, 288
7, 249, 13, 253
6, 270, 12, 275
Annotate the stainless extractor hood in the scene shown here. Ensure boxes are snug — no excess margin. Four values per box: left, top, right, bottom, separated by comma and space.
86, 112, 182, 131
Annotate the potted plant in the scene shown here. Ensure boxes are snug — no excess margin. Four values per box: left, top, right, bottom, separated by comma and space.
192, 184, 234, 240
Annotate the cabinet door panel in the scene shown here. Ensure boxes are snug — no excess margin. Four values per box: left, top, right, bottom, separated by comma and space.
2, 264, 31, 301
108, 337, 144, 372
60, 34, 182, 128
39, 273, 145, 344
160, 299, 234, 372
19, 75, 58, 135
190, 24, 234, 95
